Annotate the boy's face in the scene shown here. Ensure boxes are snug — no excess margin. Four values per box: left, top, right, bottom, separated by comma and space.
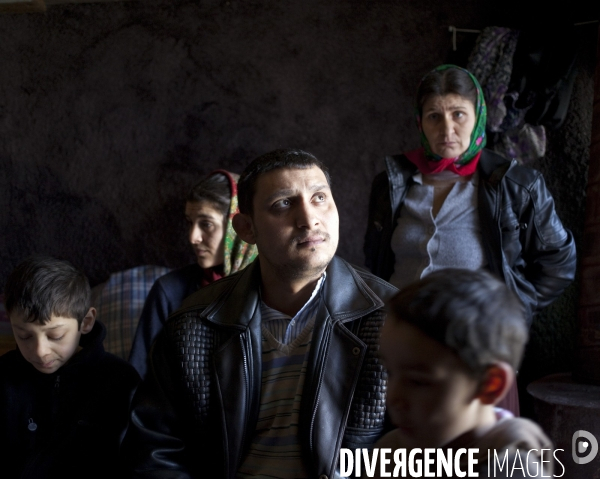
9, 309, 95, 374
380, 317, 482, 448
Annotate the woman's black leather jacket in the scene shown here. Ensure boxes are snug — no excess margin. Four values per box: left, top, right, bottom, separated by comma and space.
364, 149, 577, 325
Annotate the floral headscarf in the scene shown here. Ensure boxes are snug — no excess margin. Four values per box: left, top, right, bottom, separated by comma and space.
416, 64, 487, 165
209, 170, 258, 276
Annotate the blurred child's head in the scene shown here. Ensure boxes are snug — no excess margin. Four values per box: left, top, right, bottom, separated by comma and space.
381, 268, 528, 448
4, 256, 95, 374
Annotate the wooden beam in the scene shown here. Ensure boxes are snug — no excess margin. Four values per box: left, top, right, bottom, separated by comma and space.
0, 0, 45, 13
46, 0, 132, 3
0, 0, 132, 12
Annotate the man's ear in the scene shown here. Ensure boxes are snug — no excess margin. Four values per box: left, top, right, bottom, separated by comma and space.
232, 213, 257, 245
80, 307, 96, 334
476, 362, 514, 405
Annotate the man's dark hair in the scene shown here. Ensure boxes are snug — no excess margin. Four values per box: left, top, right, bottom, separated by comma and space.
237, 149, 331, 215
4, 256, 91, 328
417, 66, 477, 112
387, 269, 528, 373
186, 171, 232, 218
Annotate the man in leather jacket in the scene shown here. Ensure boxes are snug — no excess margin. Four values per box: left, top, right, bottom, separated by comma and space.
364, 149, 577, 326
125, 149, 397, 479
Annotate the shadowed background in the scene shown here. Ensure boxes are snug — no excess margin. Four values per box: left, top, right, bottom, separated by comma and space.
0, 0, 597, 390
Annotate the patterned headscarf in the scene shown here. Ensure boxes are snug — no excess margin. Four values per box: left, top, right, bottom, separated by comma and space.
209, 170, 258, 276
416, 64, 487, 165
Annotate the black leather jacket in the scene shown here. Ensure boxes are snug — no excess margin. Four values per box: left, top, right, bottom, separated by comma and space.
125, 256, 397, 479
364, 149, 577, 325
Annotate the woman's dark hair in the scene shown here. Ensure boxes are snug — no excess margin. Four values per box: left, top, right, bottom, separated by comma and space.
417, 67, 477, 112
4, 256, 91, 327
186, 173, 231, 217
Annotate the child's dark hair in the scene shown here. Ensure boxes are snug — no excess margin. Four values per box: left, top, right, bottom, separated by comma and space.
237, 148, 331, 215
186, 172, 232, 217
4, 256, 91, 328
387, 269, 528, 373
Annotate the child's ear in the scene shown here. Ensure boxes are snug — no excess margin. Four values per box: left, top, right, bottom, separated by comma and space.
476, 362, 514, 405
80, 307, 96, 335
232, 213, 257, 245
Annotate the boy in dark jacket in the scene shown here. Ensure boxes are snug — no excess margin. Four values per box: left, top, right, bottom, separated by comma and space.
0, 256, 140, 479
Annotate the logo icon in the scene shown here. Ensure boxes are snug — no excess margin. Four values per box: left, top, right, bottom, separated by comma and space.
572, 430, 598, 465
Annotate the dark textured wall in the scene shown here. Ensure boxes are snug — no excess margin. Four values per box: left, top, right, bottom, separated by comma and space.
0, 0, 491, 286
0, 1, 597, 384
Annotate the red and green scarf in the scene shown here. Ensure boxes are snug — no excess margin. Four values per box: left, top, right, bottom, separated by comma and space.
204, 170, 258, 282
407, 64, 487, 176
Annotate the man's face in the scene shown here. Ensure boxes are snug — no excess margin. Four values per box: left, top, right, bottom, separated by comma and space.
10, 311, 86, 374
380, 318, 481, 448
246, 166, 339, 280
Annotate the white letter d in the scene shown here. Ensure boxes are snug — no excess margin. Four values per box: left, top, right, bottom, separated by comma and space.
340, 449, 353, 477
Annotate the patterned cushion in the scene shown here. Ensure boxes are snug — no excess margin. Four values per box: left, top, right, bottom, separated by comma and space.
94, 265, 172, 360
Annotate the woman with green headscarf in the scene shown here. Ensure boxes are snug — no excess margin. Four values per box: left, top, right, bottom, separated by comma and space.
364, 65, 576, 411
129, 170, 258, 379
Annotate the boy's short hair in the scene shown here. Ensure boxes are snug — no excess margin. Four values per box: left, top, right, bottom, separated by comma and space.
387, 269, 528, 373
237, 148, 331, 215
4, 256, 91, 327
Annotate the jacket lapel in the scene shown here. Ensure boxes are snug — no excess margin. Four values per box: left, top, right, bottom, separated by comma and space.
201, 260, 262, 329
300, 257, 384, 477
322, 256, 385, 322
385, 154, 417, 222
203, 261, 263, 477
213, 318, 262, 478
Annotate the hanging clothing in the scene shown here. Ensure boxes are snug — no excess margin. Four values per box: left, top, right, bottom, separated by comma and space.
467, 27, 520, 133
467, 26, 547, 163
510, 22, 578, 130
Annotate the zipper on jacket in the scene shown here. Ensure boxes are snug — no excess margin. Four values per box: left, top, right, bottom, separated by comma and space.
308, 322, 332, 453
493, 168, 509, 282
235, 334, 252, 475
